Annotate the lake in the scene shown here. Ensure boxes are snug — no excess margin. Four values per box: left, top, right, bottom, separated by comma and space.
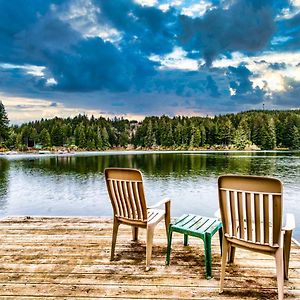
0, 151, 299, 240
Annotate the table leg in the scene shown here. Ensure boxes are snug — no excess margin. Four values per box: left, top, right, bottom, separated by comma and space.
166, 225, 173, 265
184, 234, 189, 246
204, 233, 212, 279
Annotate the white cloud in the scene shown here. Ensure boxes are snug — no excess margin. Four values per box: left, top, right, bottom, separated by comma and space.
276, 0, 300, 20
271, 36, 292, 45
46, 78, 57, 86
229, 87, 236, 96
253, 71, 286, 94
158, 4, 170, 12
213, 51, 300, 94
134, 0, 158, 6
181, 1, 214, 17
149, 47, 200, 70
59, 0, 122, 43
0, 63, 45, 77
1, 95, 144, 124
293, 0, 300, 6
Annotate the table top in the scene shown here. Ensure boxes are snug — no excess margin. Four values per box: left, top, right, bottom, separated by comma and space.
172, 214, 222, 237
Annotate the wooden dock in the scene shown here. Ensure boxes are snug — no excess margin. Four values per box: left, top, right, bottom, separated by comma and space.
0, 217, 299, 299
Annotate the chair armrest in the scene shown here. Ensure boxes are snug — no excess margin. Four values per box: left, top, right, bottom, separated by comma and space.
214, 209, 221, 219
148, 198, 171, 209
283, 213, 295, 231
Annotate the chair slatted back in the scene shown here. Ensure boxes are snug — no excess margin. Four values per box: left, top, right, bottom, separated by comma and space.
218, 175, 283, 247
105, 168, 148, 222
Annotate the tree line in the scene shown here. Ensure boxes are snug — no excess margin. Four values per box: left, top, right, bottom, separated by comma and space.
0, 101, 299, 151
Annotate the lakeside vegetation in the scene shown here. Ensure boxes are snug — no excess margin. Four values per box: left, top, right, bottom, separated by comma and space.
0, 101, 300, 151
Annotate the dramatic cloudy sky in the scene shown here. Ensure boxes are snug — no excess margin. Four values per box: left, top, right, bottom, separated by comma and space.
1, 0, 300, 123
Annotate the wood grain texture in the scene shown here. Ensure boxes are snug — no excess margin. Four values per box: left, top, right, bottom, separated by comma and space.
0, 216, 299, 299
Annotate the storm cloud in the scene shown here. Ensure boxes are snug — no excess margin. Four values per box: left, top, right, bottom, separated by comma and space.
0, 0, 299, 121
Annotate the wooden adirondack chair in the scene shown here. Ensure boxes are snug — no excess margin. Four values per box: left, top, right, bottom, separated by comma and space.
218, 175, 295, 300
104, 168, 171, 271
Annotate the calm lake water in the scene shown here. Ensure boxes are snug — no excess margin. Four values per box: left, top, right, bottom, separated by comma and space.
0, 151, 299, 240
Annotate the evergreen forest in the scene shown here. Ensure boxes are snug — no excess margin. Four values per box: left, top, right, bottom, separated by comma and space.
0, 101, 300, 151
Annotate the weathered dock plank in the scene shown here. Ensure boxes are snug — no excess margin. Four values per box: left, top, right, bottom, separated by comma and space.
0, 216, 299, 299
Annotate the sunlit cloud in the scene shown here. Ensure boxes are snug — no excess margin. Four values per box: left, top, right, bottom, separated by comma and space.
134, 0, 158, 6
1, 95, 145, 124
149, 47, 200, 70
276, 0, 300, 20
213, 51, 300, 95
45, 78, 58, 86
181, 1, 214, 17
0, 64, 45, 77
59, 0, 122, 43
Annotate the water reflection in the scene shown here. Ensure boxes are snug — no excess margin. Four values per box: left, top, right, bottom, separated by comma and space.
13, 152, 297, 178
0, 159, 9, 207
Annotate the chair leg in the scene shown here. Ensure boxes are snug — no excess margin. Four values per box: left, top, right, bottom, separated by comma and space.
146, 226, 155, 271
283, 230, 292, 280
218, 227, 223, 256
164, 202, 171, 237
166, 225, 173, 265
219, 238, 229, 293
228, 246, 236, 264
275, 248, 284, 300
184, 234, 189, 246
204, 233, 212, 279
132, 226, 138, 241
110, 218, 119, 261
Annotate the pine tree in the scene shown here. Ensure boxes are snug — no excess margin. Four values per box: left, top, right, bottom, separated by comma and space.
96, 127, 103, 149
21, 125, 31, 146
200, 125, 206, 146
174, 123, 183, 146
86, 139, 95, 150
0, 101, 9, 146
262, 118, 276, 150
267, 118, 277, 149
119, 131, 129, 147
291, 126, 300, 150
6, 129, 16, 149
233, 126, 249, 150
51, 124, 64, 146
74, 124, 81, 146
145, 120, 156, 147
39, 128, 51, 147
161, 122, 174, 146
15, 133, 23, 149
102, 127, 110, 149
78, 125, 86, 148
283, 116, 296, 148
30, 128, 37, 146
194, 128, 201, 147
219, 119, 233, 145
85, 126, 94, 149
190, 127, 201, 147
239, 117, 251, 141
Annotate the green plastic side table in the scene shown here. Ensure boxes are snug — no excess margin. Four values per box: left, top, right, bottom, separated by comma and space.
166, 214, 222, 279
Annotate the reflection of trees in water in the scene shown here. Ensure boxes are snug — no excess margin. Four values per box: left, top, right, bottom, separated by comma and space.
0, 159, 9, 208
17, 155, 134, 175
13, 152, 282, 178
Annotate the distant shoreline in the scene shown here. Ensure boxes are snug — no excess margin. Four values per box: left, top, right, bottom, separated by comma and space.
0, 144, 292, 155
1, 148, 298, 161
